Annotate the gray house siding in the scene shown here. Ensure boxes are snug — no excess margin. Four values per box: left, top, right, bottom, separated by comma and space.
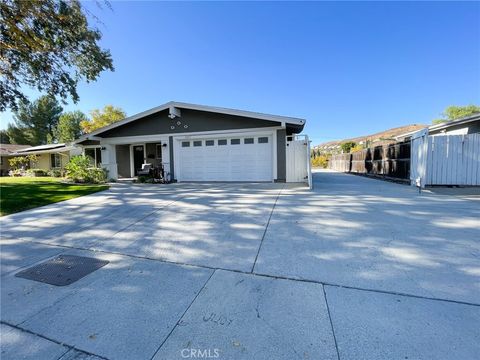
100, 109, 281, 138
276, 129, 287, 182
115, 145, 130, 178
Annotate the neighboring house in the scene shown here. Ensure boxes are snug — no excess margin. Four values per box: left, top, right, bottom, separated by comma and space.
396, 113, 480, 141
12, 143, 82, 171
76, 101, 307, 182
0, 144, 31, 176
407, 113, 480, 187
429, 113, 480, 136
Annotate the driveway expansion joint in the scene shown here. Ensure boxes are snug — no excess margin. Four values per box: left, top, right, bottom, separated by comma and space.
148, 269, 216, 360
322, 285, 341, 360
13, 238, 480, 308
0, 320, 109, 360
250, 185, 285, 273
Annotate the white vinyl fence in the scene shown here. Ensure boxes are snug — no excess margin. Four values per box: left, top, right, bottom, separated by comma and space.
411, 132, 480, 187
286, 134, 312, 188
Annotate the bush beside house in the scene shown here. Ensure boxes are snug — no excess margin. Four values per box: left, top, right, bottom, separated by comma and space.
65, 155, 107, 183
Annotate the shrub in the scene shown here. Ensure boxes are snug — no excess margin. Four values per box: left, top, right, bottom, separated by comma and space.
48, 169, 64, 177
8, 155, 39, 170
311, 155, 329, 168
87, 167, 107, 183
26, 168, 48, 177
65, 155, 107, 183
136, 175, 154, 183
350, 144, 364, 153
10, 169, 25, 177
137, 175, 148, 183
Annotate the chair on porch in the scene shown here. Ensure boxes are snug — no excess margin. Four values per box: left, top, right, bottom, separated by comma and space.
137, 163, 152, 176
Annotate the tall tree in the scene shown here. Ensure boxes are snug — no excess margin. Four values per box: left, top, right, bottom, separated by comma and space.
80, 105, 126, 133
432, 105, 480, 124
0, 129, 10, 143
340, 141, 356, 153
7, 95, 63, 145
54, 110, 86, 143
0, 0, 114, 111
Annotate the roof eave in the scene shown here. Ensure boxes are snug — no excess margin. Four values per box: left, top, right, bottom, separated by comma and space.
428, 113, 480, 132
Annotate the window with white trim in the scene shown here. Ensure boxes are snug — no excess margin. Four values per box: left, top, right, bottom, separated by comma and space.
84, 147, 102, 167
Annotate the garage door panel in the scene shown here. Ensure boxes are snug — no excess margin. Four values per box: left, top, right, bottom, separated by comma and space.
177, 135, 273, 182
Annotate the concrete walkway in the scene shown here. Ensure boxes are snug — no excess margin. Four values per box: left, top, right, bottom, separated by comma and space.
1, 170, 479, 359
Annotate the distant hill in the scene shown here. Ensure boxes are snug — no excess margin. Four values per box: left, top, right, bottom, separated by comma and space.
314, 124, 427, 153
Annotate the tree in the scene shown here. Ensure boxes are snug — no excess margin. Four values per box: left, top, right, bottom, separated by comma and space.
340, 141, 356, 153
432, 105, 480, 124
54, 110, 86, 143
81, 105, 126, 133
7, 95, 62, 145
0, 130, 10, 143
0, 0, 114, 111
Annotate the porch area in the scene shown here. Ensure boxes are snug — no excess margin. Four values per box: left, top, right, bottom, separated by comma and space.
112, 141, 170, 180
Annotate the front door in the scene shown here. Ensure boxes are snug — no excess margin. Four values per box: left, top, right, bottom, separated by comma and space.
133, 145, 144, 175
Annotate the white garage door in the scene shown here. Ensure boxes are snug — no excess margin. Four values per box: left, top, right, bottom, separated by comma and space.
177, 135, 273, 181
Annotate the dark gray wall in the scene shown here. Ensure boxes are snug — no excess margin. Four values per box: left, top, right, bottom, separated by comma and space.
100, 109, 281, 138
116, 145, 130, 178
276, 129, 286, 182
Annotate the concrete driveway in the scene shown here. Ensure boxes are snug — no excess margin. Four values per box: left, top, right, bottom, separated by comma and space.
1, 170, 479, 359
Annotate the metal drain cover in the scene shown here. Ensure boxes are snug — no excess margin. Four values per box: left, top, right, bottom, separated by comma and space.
15, 255, 109, 286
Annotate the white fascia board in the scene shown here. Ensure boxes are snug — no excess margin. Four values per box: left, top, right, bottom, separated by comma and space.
100, 126, 283, 145
172, 128, 279, 140
428, 113, 480, 132
75, 101, 303, 141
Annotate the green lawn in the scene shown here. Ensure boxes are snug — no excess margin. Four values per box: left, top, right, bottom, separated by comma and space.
0, 177, 109, 216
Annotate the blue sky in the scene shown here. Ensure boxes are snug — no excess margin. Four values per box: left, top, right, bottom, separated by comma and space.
1, 1, 479, 145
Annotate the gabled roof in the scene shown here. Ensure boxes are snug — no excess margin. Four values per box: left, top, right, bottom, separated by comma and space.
0, 144, 31, 156
76, 101, 306, 141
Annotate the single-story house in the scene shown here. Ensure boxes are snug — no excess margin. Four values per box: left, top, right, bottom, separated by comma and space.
76, 101, 307, 182
0, 144, 31, 176
395, 113, 480, 141
12, 143, 82, 171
